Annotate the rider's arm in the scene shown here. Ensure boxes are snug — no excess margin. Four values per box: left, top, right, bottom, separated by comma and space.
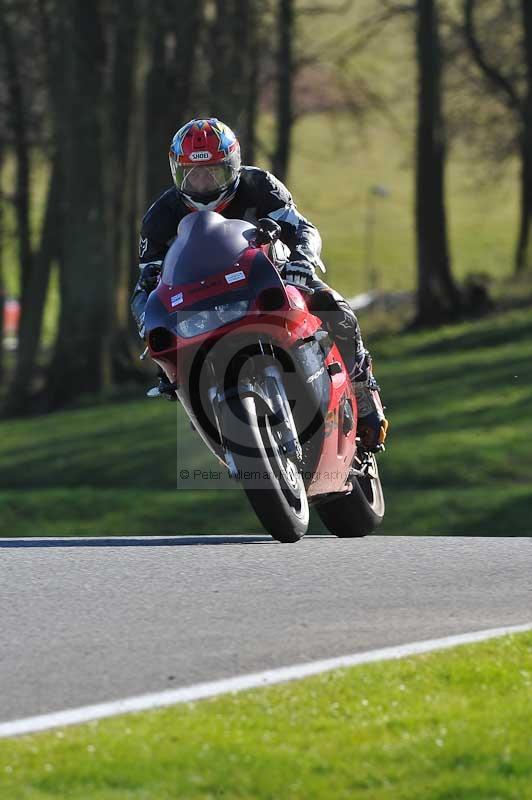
130, 191, 181, 334
131, 226, 170, 335
254, 170, 325, 273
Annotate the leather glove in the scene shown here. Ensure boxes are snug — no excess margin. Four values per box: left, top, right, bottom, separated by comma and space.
255, 217, 281, 245
138, 262, 161, 293
284, 260, 315, 289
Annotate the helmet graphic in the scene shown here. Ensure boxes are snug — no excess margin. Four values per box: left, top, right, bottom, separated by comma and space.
169, 118, 241, 211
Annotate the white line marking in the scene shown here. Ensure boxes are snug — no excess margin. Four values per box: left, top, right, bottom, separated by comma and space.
1, 622, 531, 738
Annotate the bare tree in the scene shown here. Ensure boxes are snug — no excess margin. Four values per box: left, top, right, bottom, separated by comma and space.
145, 0, 204, 202
104, 1, 152, 378
0, 140, 4, 383
464, 0, 532, 273
272, 0, 294, 181
44, 1, 111, 406
4, 0, 60, 414
414, 0, 462, 325
204, 0, 266, 163
0, 0, 32, 305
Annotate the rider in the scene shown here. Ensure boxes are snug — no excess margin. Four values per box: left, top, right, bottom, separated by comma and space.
131, 118, 388, 451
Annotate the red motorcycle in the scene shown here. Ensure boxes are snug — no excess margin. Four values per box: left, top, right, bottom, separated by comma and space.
144, 211, 384, 543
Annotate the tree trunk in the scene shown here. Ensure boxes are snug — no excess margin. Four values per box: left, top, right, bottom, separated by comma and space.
4, 0, 59, 414
272, 0, 294, 182
111, 1, 152, 377
209, 0, 236, 126
4, 159, 59, 414
0, 142, 4, 384
45, 2, 110, 407
464, 0, 530, 275
205, 0, 261, 160
237, 0, 261, 164
515, 0, 532, 272
145, 0, 204, 202
0, 1, 33, 304
243, 42, 260, 165
414, 0, 462, 326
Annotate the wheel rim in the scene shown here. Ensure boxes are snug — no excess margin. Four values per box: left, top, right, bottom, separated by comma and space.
263, 415, 307, 520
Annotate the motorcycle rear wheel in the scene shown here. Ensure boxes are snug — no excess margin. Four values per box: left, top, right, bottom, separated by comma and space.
223, 395, 309, 543
316, 452, 385, 538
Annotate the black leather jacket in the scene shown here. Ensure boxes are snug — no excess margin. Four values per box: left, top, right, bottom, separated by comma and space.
131, 166, 323, 330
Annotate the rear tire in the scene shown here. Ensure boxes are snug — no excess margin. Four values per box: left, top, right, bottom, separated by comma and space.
316, 452, 384, 538
223, 396, 309, 543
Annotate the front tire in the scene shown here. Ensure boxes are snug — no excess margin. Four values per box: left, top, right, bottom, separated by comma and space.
316, 452, 385, 538
223, 395, 309, 543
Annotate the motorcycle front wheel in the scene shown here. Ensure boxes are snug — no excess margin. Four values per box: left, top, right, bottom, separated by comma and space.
222, 395, 309, 543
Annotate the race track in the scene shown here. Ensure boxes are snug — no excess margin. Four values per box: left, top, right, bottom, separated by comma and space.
0, 535, 530, 725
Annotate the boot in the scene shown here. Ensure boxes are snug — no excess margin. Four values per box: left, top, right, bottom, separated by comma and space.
353, 374, 388, 451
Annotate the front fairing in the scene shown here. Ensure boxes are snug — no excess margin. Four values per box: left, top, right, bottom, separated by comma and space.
144, 246, 289, 344
144, 210, 313, 354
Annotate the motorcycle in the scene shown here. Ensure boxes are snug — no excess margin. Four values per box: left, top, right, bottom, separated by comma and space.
144, 210, 385, 543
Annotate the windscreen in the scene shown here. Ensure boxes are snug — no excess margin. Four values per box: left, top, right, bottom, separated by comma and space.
161, 211, 255, 287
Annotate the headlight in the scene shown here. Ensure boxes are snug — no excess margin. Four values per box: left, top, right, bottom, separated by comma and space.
214, 299, 249, 323
176, 309, 217, 338
175, 300, 249, 338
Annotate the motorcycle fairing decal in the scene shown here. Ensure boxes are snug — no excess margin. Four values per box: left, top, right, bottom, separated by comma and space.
306, 366, 325, 383
225, 270, 246, 284
171, 292, 184, 307
323, 409, 338, 438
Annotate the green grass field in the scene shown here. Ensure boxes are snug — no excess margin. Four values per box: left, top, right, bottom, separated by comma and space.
1, 304, 531, 537
1, 631, 530, 799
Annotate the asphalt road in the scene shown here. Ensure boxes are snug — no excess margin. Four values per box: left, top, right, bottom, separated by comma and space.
0, 535, 530, 723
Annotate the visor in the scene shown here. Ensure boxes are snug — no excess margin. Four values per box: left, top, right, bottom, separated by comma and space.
176, 164, 234, 195
171, 150, 240, 198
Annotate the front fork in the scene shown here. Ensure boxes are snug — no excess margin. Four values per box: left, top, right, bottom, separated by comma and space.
208, 347, 302, 478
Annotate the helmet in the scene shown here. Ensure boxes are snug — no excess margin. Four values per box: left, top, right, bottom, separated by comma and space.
169, 118, 241, 211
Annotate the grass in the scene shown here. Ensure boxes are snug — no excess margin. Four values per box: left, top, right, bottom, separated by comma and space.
0, 396, 259, 536
377, 305, 532, 535
0, 631, 531, 799
0, 304, 531, 537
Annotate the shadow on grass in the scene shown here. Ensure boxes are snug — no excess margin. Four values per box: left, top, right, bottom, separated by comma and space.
445, 491, 532, 537
381, 485, 532, 536
410, 315, 532, 357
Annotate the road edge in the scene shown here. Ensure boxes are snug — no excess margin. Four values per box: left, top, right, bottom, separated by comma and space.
1, 621, 531, 739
